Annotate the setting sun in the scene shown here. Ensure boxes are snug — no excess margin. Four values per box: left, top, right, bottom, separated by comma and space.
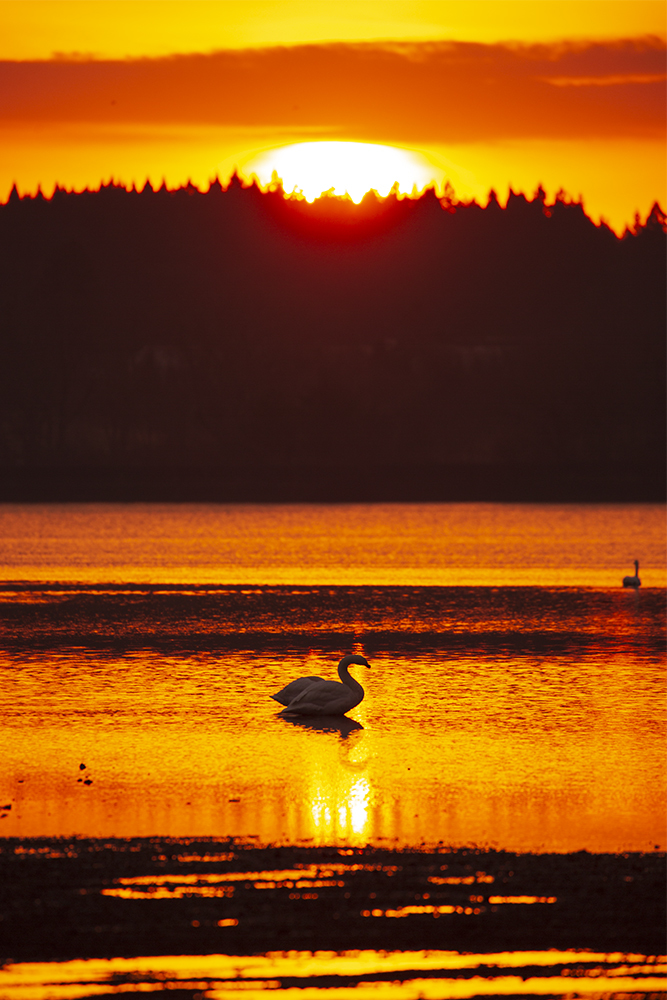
242, 141, 440, 203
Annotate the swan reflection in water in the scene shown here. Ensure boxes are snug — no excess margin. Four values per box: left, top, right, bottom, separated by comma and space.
271, 654, 370, 717
278, 714, 364, 738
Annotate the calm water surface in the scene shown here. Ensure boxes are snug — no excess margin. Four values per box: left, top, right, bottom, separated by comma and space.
0, 503, 664, 852
0, 502, 664, 586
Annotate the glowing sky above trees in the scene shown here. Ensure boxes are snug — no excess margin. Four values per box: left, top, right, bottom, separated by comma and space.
0, 0, 664, 231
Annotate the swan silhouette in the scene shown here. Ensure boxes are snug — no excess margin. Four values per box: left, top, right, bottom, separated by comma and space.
271, 654, 370, 717
622, 560, 641, 588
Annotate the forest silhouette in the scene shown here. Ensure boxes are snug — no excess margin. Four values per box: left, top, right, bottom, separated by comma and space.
0, 178, 664, 500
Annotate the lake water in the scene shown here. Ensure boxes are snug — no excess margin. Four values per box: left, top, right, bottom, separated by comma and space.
0, 501, 665, 587
0, 502, 664, 852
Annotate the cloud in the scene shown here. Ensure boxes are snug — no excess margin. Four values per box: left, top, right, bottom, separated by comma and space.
0, 37, 664, 143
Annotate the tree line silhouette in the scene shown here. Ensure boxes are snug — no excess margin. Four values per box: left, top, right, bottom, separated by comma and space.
0, 178, 664, 500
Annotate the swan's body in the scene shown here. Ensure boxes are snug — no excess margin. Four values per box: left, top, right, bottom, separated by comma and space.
623, 560, 641, 588
272, 654, 370, 717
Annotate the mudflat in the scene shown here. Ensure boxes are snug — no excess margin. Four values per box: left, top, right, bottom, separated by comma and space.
1, 839, 664, 962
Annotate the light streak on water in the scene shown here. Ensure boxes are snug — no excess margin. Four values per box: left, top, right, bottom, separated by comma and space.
1, 949, 664, 1000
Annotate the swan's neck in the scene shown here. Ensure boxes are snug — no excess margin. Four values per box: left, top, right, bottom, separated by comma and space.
338, 660, 364, 696
635, 561, 639, 574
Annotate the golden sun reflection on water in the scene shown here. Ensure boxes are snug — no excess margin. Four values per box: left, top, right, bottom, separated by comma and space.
0, 503, 664, 850
1, 950, 665, 1000
0, 637, 664, 851
308, 756, 371, 844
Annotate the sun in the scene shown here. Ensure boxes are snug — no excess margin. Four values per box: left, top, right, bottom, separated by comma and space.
239, 141, 441, 203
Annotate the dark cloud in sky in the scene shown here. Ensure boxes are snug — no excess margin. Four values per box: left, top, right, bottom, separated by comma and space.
0, 37, 664, 142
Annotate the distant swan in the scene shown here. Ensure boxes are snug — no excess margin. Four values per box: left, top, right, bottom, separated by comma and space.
622, 560, 641, 588
271, 654, 370, 717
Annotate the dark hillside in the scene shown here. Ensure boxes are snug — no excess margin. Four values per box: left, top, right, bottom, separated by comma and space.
0, 180, 664, 500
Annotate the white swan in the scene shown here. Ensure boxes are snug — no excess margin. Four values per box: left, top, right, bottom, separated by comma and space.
271, 654, 370, 717
623, 560, 641, 588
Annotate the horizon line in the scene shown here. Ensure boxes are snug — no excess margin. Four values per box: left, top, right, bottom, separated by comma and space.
3, 173, 665, 238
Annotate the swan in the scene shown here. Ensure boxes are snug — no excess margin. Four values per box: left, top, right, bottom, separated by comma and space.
271, 653, 370, 717
622, 560, 641, 588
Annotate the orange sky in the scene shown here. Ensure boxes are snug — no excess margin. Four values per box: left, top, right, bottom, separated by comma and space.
0, 0, 665, 231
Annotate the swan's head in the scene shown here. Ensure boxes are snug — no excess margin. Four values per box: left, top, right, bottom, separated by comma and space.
340, 654, 371, 669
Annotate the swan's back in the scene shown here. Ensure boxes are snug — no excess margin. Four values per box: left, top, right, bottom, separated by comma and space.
271, 675, 325, 706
